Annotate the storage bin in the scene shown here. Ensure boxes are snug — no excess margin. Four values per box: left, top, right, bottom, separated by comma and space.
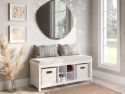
41, 67, 56, 87
77, 64, 88, 79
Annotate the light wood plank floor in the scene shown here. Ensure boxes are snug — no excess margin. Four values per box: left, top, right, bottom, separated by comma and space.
0, 83, 121, 94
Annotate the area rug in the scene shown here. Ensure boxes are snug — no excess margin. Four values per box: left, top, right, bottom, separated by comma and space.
47, 83, 121, 94
0, 83, 121, 94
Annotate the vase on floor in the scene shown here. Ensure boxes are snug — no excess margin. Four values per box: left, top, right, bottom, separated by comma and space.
8, 80, 16, 92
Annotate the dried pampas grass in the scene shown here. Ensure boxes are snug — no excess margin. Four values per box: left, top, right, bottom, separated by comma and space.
0, 33, 24, 80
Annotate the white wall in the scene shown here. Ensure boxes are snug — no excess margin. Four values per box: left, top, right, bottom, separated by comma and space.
0, 0, 91, 82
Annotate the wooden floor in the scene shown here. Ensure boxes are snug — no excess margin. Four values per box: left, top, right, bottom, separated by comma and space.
0, 83, 121, 94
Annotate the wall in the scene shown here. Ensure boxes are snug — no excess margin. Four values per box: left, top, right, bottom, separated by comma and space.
0, 0, 91, 82
92, 0, 125, 82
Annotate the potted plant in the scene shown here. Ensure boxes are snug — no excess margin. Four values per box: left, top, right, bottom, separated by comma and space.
0, 33, 24, 92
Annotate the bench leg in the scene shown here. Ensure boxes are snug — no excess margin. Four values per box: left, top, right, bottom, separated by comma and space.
38, 87, 41, 92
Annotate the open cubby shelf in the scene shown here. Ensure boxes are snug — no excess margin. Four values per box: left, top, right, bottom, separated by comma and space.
58, 65, 75, 82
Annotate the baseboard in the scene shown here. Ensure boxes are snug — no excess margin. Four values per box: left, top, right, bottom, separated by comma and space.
93, 69, 125, 94
93, 70, 125, 86
93, 78, 124, 93
0, 78, 29, 91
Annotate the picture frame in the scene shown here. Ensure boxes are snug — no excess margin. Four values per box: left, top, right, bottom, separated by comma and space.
9, 26, 27, 43
9, 3, 27, 21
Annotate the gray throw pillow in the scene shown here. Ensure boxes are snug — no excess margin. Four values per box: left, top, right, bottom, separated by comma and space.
33, 45, 58, 58
58, 44, 79, 56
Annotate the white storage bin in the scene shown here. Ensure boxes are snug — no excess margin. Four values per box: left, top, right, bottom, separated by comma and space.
77, 64, 88, 79
41, 67, 56, 87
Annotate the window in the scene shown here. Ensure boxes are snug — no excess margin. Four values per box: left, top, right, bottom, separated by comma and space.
50, 0, 71, 39
98, 0, 120, 71
54, 0, 67, 38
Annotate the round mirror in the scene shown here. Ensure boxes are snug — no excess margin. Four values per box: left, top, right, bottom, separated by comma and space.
36, 0, 73, 40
